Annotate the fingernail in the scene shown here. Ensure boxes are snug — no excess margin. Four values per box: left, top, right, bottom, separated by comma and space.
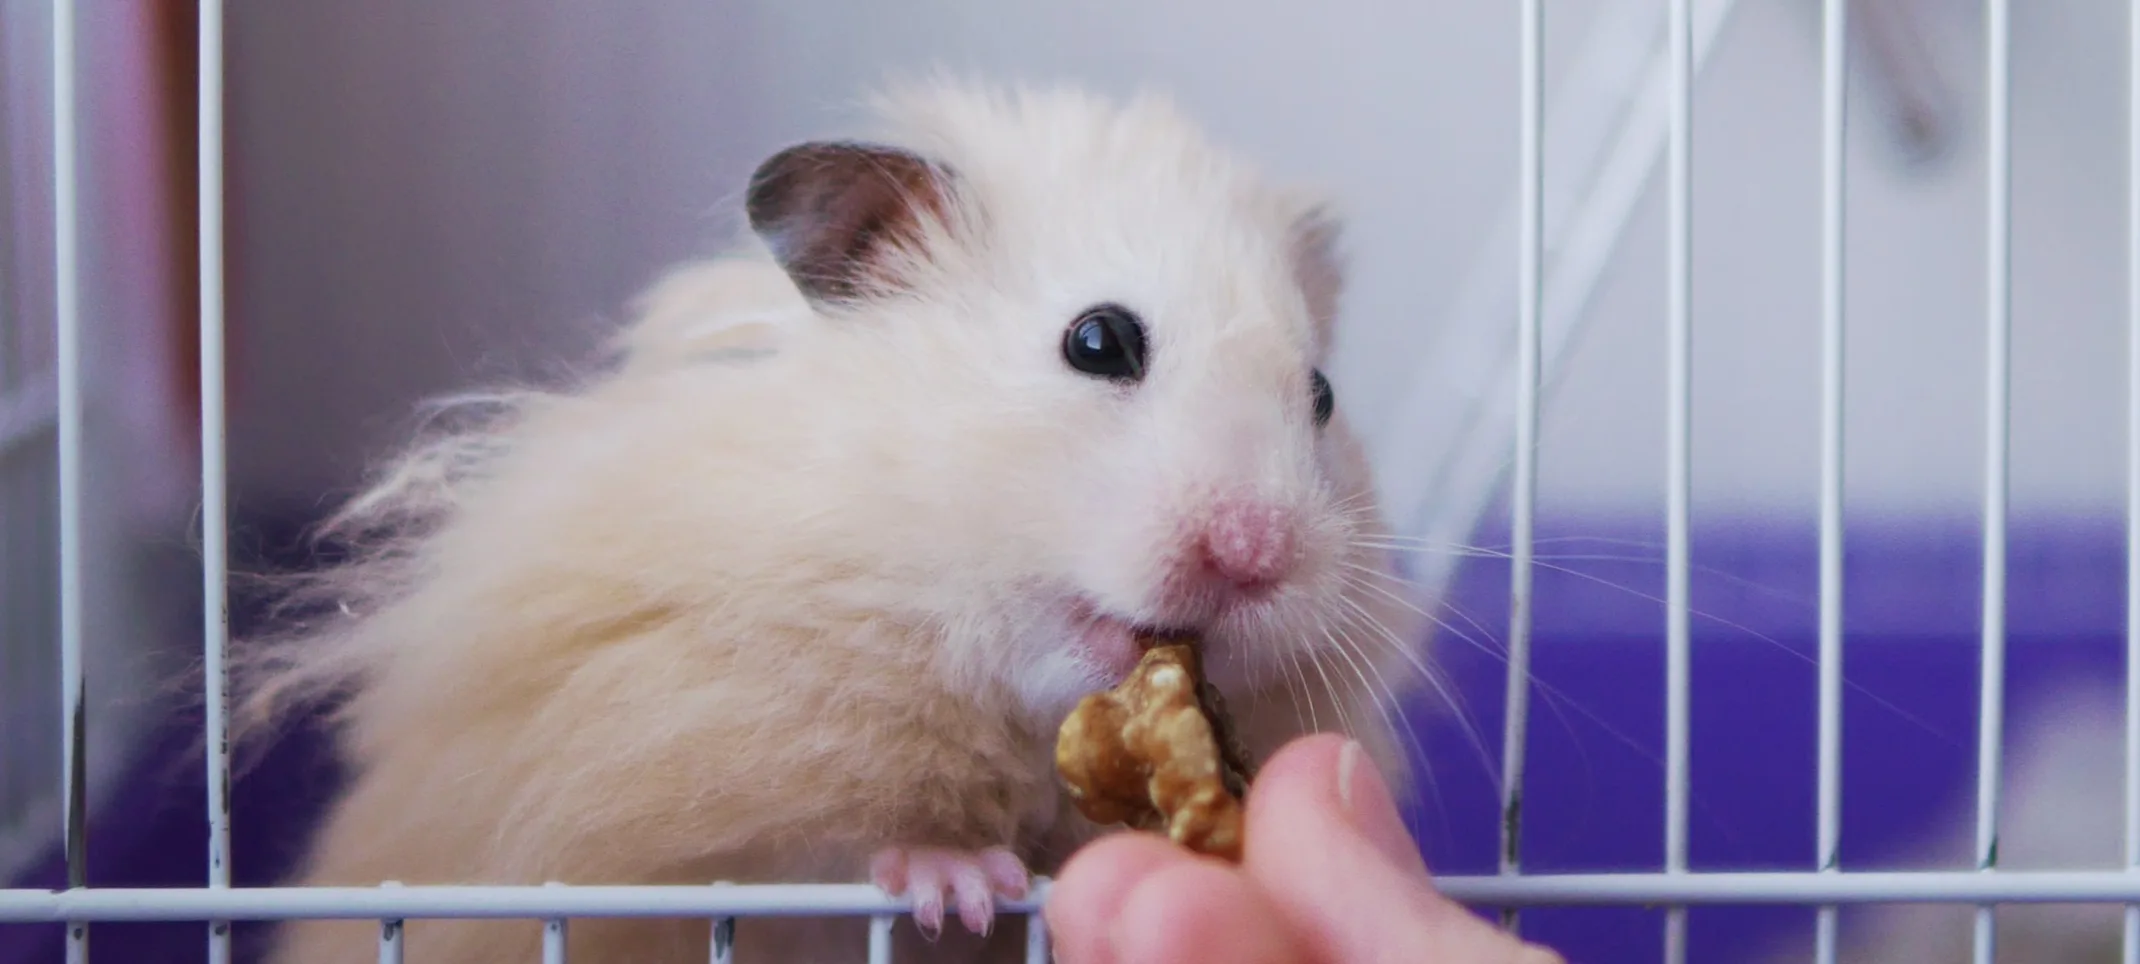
1337, 739, 1428, 877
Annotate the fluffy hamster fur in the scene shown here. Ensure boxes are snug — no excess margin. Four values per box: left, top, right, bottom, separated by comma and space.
238, 78, 1427, 964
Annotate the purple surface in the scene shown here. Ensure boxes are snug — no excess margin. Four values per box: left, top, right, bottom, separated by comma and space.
1404, 512, 2125, 960
3, 512, 2127, 963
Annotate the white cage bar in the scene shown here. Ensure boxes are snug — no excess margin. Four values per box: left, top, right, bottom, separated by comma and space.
1975, 2, 2014, 963
1814, 0, 1850, 962
378, 919, 403, 964
543, 917, 565, 964
540, 883, 567, 964
868, 915, 894, 964
198, 2, 234, 964
2129, 0, 2140, 958
22, 871, 2140, 920
710, 912, 735, 964
1663, 0, 1695, 960
12, 3, 2140, 963
48, 1, 87, 962
1498, 0, 1544, 938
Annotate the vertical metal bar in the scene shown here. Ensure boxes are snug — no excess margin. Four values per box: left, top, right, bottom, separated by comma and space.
710, 916, 736, 964
51, 0, 88, 960
2125, 1, 2140, 960
1815, 1, 1851, 962
708, 916, 734, 964
1664, 0, 1696, 960
198, 2, 232, 963
1500, 0, 1544, 936
708, 917, 735, 964
543, 883, 567, 964
1025, 907, 1049, 964
543, 918, 567, 964
379, 882, 404, 964
708, 881, 735, 964
1975, 2, 2013, 963
377, 920, 403, 964
868, 914, 895, 964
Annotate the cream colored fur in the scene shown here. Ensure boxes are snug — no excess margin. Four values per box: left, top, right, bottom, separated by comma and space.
239, 79, 1424, 964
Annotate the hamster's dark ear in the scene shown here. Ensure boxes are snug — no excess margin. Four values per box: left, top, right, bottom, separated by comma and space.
745, 141, 954, 304
1288, 204, 1345, 343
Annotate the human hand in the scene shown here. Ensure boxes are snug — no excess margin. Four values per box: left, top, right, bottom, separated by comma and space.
1046, 733, 1563, 964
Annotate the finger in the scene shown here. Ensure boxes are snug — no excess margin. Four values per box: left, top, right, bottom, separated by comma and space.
1045, 833, 1190, 964
1244, 735, 1563, 964
1253, 733, 1428, 877
1107, 859, 1308, 964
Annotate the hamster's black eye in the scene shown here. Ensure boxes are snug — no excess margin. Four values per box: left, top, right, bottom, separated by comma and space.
1310, 369, 1335, 426
1063, 304, 1148, 382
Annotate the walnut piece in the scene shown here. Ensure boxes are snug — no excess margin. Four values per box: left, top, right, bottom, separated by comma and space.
1055, 634, 1255, 862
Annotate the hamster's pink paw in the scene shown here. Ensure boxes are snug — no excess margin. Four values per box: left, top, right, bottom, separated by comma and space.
869, 845, 1030, 940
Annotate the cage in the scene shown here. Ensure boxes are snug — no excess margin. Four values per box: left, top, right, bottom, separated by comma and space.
3, 0, 2138, 962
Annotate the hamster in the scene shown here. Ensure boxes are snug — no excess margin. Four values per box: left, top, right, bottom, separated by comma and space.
237, 77, 1426, 964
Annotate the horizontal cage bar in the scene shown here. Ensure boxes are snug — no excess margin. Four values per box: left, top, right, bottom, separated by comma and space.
1450, 872, 2140, 906
16, 872, 2140, 923
0, 883, 1052, 922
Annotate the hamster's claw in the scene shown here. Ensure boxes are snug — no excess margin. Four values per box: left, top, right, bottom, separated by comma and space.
869, 845, 1030, 940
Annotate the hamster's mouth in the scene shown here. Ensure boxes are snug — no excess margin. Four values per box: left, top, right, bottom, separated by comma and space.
1067, 597, 1205, 686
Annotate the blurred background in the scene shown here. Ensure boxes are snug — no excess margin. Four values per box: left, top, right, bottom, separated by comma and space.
2, 0, 2136, 961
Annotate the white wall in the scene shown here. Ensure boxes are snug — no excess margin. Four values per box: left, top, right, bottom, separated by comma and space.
225, 0, 2135, 524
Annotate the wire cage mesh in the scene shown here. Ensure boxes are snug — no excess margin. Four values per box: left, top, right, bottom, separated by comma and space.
6, 0, 2140, 962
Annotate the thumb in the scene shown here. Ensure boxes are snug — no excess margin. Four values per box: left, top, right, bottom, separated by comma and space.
1242, 735, 1564, 964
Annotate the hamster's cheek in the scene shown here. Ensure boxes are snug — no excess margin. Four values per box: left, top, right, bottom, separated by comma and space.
1057, 540, 1154, 617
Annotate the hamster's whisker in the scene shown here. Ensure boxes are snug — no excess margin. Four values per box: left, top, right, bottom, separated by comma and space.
1348, 538, 1505, 559
1335, 563, 1603, 761
1332, 573, 1721, 783
1334, 567, 1591, 767
1353, 546, 1951, 743
1330, 589, 1496, 787
1318, 616, 1433, 792
1350, 538, 1811, 655
1293, 637, 1356, 740
1338, 565, 1507, 663
1319, 618, 1451, 829
1353, 534, 1816, 609
1280, 645, 1320, 736
1317, 618, 1408, 745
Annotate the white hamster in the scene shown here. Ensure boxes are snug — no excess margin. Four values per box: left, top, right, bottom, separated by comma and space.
238, 77, 1426, 964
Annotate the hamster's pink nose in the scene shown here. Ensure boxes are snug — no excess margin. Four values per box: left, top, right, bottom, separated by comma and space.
1199, 499, 1302, 590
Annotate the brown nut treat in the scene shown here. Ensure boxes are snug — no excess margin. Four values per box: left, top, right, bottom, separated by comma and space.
1055, 633, 1255, 862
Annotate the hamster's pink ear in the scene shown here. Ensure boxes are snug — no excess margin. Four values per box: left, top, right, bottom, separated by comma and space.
745, 141, 954, 304
1288, 204, 1345, 344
